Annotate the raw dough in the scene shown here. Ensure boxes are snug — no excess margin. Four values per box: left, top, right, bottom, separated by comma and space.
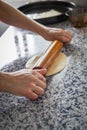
25, 52, 67, 76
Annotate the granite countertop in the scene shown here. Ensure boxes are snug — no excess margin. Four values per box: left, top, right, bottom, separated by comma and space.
0, 21, 87, 130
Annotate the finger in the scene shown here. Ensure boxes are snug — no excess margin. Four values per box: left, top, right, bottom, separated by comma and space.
59, 35, 72, 43
31, 83, 45, 95
25, 89, 38, 100
52, 31, 72, 44
30, 72, 46, 89
32, 69, 46, 82
55, 35, 71, 43
64, 31, 72, 41
58, 30, 72, 39
35, 68, 47, 76
38, 73, 46, 82
29, 71, 46, 89
34, 77, 46, 89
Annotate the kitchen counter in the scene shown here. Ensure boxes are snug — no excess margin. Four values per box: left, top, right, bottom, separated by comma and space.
0, 21, 87, 130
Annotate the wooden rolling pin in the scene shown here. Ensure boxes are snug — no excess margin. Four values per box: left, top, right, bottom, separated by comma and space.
33, 40, 63, 70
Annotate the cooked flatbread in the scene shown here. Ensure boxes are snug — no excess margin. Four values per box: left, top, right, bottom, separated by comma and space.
25, 52, 67, 76
28, 9, 62, 19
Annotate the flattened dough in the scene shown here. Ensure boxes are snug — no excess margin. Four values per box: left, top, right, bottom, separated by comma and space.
25, 52, 67, 76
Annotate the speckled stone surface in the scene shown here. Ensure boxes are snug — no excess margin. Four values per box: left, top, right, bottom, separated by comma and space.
0, 21, 87, 130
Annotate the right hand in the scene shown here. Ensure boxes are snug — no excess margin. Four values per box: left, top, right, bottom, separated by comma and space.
2, 68, 47, 100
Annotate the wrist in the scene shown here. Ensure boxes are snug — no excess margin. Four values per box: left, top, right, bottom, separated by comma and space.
0, 72, 11, 92
37, 25, 50, 40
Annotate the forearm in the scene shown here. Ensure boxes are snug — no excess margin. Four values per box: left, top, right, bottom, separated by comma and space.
0, 0, 47, 37
0, 1, 72, 44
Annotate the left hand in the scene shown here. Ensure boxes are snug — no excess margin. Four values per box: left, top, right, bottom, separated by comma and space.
43, 27, 72, 44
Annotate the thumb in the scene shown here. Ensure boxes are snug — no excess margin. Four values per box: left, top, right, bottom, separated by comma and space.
36, 68, 47, 75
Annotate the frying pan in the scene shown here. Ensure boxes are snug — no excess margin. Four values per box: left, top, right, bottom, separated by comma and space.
18, 1, 76, 25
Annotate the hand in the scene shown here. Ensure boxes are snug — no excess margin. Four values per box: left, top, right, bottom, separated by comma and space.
1, 69, 47, 100
43, 27, 72, 44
